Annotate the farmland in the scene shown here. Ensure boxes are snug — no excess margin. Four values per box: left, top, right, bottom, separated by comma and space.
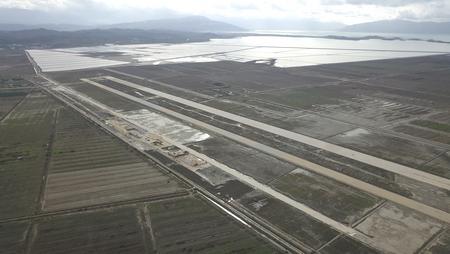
29, 207, 147, 254
43, 108, 186, 211
0, 91, 59, 219
1, 40, 450, 254
148, 196, 278, 253
0, 221, 29, 254
0, 49, 284, 254
0, 195, 280, 254
0, 91, 280, 253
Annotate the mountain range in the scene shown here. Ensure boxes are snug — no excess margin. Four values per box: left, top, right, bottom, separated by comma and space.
0, 8, 449, 35
0, 16, 244, 33
343, 20, 450, 34
0, 29, 225, 48
102, 16, 244, 32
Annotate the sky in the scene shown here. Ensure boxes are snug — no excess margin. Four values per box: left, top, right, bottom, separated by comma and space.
1, 0, 450, 25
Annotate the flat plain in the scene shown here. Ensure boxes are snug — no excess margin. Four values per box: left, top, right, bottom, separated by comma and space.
1, 45, 450, 254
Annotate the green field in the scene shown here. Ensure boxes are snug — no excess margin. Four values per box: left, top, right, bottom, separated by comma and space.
148, 196, 278, 254
411, 120, 450, 133
0, 92, 59, 219
271, 169, 381, 224
43, 108, 185, 211
254, 85, 351, 109
239, 191, 339, 250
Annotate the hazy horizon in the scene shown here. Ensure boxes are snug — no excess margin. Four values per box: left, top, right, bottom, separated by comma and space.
1, 0, 450, 26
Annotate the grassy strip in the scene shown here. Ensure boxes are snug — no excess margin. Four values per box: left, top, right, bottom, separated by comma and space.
0, 91, 28, 97
411, 120, 450, 133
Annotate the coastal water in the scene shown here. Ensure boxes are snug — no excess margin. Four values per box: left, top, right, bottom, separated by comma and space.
34, 31, 450, 71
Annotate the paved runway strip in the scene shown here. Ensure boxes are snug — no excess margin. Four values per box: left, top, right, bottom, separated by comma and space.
102, 75, 450, 191
81, 78, 450, 225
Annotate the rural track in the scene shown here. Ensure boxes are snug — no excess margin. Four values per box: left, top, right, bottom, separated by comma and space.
0, 191, 190, 225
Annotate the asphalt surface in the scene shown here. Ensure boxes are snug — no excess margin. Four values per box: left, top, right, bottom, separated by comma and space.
103, 75, 450, 191
81, 77, 450, 226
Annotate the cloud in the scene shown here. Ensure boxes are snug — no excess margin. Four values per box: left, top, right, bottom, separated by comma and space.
0, 0, 449, 24
0, 0, 70, 10
322, 0, 444, 7
397, 1, 450, 21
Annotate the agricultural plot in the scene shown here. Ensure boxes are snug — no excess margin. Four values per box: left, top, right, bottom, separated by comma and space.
0, 221, 30, 254
49, 108, 145, 174
0, 76, 31, 120
0, 51, 35, 77
2, 196, 281, 254
147, 196, 278, 254
0, 92, 59, 219
43, 108, 186, 211
0, 93, 26, 119
30, 207, 146, 254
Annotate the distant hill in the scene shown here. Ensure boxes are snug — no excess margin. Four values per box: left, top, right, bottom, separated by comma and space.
0, 23, 89, 31
229, 18, 345, 31
0, 29, 227, 48
343, 20, 450, 34
104, 16, 245, 32
0, 24, 31, 31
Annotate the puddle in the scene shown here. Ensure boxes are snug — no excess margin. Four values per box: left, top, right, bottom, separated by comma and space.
341, 128, 370, 138
123, 109, 210, 144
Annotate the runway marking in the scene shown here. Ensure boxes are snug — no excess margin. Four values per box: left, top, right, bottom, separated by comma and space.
81, 78, 450, 226
102, 75, 450, 191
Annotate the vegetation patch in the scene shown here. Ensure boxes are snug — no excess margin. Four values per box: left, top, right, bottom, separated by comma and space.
411, 120, 450, 133
148, 196, 277, 253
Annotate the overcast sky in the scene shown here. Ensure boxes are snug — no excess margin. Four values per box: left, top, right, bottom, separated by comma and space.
1, 0, 450, 24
